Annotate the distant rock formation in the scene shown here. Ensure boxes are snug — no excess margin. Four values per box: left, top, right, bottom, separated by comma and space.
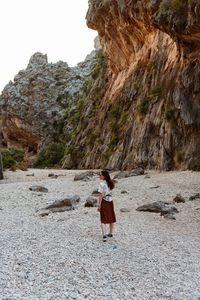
0, 50, 105, 166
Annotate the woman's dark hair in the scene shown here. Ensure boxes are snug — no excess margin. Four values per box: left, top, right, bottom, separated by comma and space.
101, 170, 115, 190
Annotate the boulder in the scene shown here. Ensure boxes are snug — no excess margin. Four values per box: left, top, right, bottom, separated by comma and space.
173, 194, 186, 203
48, 173, 58, 179
84, 196, 98, 207
91, 188, 99, 196
45, 195, 80, 210
114, 168, 144, 179
29, 186, 48, 193
136, 201, 179, 216
40, 195, 80, 214
189, 193, 200, 201
74, 171, 96, 181
163, 213, 176, 220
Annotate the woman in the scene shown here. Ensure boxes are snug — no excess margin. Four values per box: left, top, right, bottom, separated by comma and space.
97, 170, 116, 242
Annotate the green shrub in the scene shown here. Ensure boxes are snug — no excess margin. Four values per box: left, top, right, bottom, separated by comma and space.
75, 75, 82, 80
76, 97, 85, 110
150, 86, 162, 97
137, 100, 149, 115
174, 150, 184, 166
87, 133, 98, 146
9, 148, 24, 162
1, 147, 24, 170
106, 103, 121, 132
90, 51, 104, 80
1, 150, 16, 169
147, 60, 157, 72
190, 158, 200, 171
121, 111, 129, 123
90, 63, 101, 80
159, 0, 182, 12
164, 107, 176, 127
84, 79, 94, 93
109, 137, 119, 151
33, 143, 65, 168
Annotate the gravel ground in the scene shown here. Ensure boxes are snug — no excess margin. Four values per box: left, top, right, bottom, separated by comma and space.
0, 169, 200, 300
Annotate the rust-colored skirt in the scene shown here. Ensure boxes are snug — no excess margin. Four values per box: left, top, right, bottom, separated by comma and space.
100, 199, 116, 224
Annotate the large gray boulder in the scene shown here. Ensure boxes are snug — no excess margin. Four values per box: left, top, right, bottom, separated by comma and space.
114, 168, 144, 179
74, 171, 96, 181
45, 195, 80, 210
136, 201, 179, 219
38, 195, 81, 216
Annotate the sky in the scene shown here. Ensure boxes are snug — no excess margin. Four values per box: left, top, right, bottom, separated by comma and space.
0, 0, 97, 93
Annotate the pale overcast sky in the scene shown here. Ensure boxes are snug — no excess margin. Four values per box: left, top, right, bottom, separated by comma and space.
0, 0, 97, 92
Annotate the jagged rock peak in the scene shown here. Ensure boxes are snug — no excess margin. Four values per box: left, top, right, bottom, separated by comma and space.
28, 52, 48, 67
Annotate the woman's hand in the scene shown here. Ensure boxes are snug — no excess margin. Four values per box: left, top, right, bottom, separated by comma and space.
98, 196, 102, 212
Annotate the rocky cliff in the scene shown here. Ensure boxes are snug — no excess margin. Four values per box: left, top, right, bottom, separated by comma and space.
1, 0, 200, 170
0, 50, 106, 166
85, 0, 200, 170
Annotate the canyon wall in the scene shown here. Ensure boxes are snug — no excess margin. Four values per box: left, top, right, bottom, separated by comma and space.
1, 0, 200, 170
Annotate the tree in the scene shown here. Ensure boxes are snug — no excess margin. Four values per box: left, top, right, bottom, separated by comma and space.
0, 152, 3, 180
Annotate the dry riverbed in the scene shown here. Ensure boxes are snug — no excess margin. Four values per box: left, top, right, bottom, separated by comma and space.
0, 169, 199, 300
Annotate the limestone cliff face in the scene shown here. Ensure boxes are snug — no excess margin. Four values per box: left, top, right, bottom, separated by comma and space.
83, 0, 200, 170
1, 1, 200, 170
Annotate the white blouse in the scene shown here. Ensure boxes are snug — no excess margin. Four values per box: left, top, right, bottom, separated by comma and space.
98, 180, 113, 202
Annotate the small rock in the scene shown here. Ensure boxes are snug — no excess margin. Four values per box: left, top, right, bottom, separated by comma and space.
150, 185, 160, 189
161, 206, 179, 215
120, 208, 130, 212
26, 173, 34, 176
144, 174, 150, 179
48, 173, 58, 178
39, 212, 49, 217
164, 213, 176, 220
49, 207, 74, 213
189, 193, 200, 201
85, 196, 98, 207
91, 189, 99, 196
173, 194, 186, 203
121, 190, 128, 194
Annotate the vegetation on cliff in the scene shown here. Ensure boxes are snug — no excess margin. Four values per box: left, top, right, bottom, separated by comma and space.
0, 147, 26, 170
